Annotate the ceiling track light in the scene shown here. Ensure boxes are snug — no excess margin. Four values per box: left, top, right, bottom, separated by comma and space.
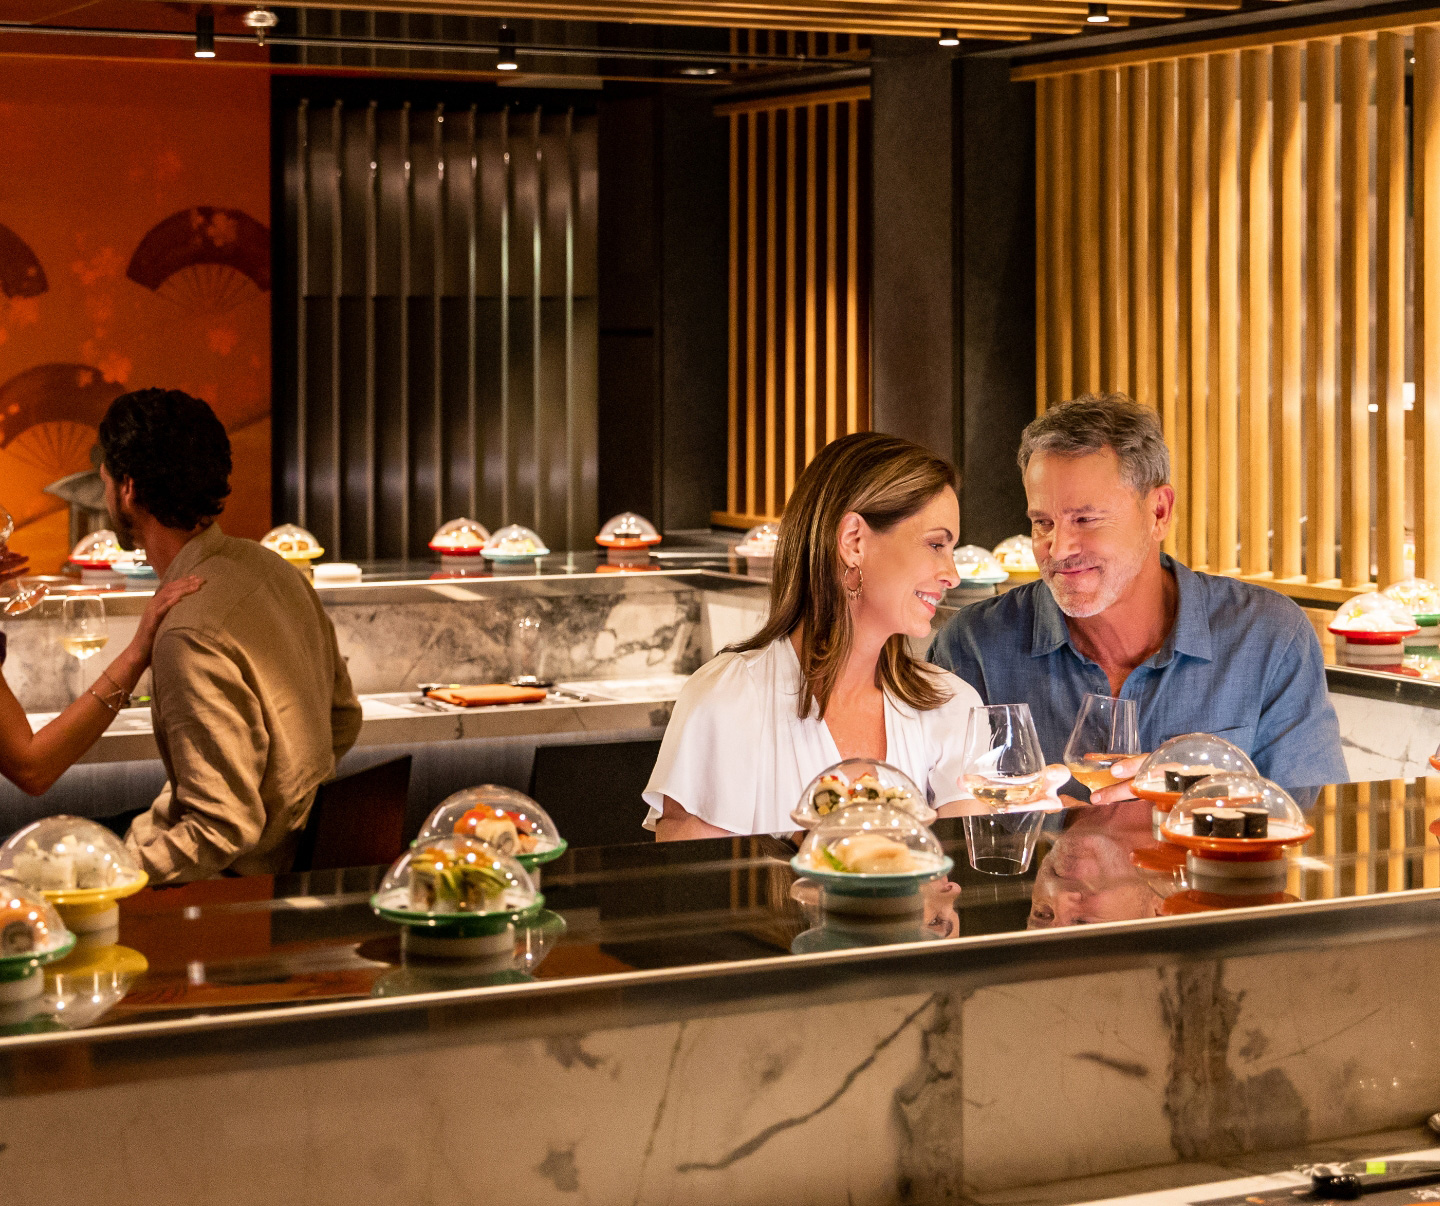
1086, 2, 1111, 22
242, 6, 277, 45
937, 28, 960, 46
194, 10, 215, 57
497, 25, 518, 71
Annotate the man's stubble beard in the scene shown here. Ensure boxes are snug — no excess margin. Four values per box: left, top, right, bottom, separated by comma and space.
1041, 538, 1152, 619
110, 506, 137, 552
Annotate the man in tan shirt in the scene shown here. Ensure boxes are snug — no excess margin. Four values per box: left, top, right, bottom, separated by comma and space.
98, 389, 362, 882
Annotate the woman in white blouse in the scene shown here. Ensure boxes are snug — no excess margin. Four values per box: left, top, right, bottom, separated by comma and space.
645, 433, 982, 839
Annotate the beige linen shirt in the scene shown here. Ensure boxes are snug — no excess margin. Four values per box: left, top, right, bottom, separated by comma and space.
126, 523, 363, 882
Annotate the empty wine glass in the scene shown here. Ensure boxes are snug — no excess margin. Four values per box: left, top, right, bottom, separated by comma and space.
508, 614, 550, 687
62, 596, 108, 662
1063, 694, 1140, 792
963, 703, 1046, 809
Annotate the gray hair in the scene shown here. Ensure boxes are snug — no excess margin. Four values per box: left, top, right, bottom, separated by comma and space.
1017, 392, 1171, 494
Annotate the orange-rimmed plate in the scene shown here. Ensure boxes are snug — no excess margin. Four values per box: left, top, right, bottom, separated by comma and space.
1159, 819, 1313, 860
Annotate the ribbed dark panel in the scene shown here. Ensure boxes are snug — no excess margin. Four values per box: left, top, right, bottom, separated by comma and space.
274, 76, 599, 559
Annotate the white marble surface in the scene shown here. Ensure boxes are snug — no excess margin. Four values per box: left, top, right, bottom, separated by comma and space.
1331, 690, 1440, 781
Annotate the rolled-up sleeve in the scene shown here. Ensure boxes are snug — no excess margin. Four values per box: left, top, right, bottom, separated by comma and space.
126, 629, 269, 883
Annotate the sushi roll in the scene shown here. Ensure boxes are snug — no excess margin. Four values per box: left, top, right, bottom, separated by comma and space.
1209, 808, 1245, 838
1191, 808, 1217, 837
1165, 768, 1213, 794
812, 776, 847, 816
1234, 806, 1269, 838
472, 816, 520, 856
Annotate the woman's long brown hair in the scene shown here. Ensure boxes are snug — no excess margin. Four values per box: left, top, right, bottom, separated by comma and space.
728, 432, 958, 719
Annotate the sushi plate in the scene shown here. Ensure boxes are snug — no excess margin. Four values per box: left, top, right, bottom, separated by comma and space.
371, 890, 545, 935
788, 855, 953, 897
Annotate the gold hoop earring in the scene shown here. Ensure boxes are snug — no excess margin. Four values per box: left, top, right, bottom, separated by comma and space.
843, 564, 863, 600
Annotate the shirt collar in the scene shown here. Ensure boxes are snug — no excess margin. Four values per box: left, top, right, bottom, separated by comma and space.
162, 522, 225, 583
1028, 553, 1213, 666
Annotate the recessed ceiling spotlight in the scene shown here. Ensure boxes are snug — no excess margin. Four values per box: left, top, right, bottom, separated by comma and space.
243, 6, 277, 44
679, 65, 722, 75
937, 28, 960, 46
1086, 2, 1110, 22
194, 10, 216, 57
497, 25, 519, 70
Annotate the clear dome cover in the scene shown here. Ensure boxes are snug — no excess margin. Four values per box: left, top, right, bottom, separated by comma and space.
792, 802, 950, 881
1163, 773, 1310, 846
261, 524, 324, 560
70, 530, 124, 567
429, 518, 491, 555
0, 817, 146, 901
483, 524, 549, 559
993, 534, 1038, 572
791, 758, 935, 830
735, 523, 779, 558
1329, 592, 1419, 639
374, 835, 539, 921
596, 512, 661, 548
1382, 579, 1440, 622
0, 879, 69, 960
952, 544, 1009, 584
416, 786, 566, 866
1131, 732, 1258, 804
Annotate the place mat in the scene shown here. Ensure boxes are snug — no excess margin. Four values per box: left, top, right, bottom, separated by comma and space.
425, 684, 549, 708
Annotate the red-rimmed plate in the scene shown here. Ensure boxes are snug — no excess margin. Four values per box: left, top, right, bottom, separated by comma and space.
1328, 626, 1419, 644
428, 543, 487, 557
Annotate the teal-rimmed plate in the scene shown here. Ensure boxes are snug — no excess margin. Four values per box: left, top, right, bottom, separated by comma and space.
788, 855, 953, 898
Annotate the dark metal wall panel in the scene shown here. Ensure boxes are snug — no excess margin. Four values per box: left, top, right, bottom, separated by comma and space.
273, 77, 599, 559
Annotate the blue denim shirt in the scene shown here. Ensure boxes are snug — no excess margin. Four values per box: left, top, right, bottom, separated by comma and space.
926, 555, 1347, 797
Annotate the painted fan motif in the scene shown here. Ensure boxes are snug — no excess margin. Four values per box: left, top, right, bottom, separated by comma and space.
126, 207, 270, 315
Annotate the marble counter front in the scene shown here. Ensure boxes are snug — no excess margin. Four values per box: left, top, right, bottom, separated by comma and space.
1, 786, 1438, 1205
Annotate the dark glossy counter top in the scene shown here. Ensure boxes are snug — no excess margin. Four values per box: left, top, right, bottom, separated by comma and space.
2, 775, 1436, 1063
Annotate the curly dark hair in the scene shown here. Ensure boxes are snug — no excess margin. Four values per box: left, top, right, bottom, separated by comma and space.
98, 389, 232, 531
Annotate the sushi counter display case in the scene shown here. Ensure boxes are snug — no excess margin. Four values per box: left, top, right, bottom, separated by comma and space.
1, 777, 1438, 1204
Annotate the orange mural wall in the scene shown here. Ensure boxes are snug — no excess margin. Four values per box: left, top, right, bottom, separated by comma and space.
0, 57, 270, 572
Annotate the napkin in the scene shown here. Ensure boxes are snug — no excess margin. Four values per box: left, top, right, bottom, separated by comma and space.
426, 684, 549, 707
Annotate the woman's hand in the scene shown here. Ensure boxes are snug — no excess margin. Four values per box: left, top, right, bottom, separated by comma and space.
936, 764, 1074, 817
1088, 754, 1145, 806
126, 575, 204, 669
0, 550, 29, 584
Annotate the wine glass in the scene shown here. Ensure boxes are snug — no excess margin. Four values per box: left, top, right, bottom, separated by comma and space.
963, 703, 1046, 809
1063, 694, 1140, 792
62, 596, 108, 662
0, 503, 13, 550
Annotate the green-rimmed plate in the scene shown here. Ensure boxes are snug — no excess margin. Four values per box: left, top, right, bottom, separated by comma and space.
371, 890, 545, 937
515, 839, 568, 871
0, 931, 76, 983
788, 855, 953, 898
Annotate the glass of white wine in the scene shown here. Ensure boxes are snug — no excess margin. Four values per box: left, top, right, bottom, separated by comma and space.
1063, 694, 1140, 793
963, 703, 1046, 809
62, 596, 109, 662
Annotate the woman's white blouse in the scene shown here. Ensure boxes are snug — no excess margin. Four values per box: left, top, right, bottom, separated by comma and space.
642, 637, 982, 835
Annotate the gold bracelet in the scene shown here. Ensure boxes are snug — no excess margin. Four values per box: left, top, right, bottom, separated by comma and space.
87, 685, 121, 715
98, 668, 132, 710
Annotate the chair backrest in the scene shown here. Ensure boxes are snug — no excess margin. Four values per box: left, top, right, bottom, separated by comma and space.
293, 755, 412, 872
528, 739, 661, 848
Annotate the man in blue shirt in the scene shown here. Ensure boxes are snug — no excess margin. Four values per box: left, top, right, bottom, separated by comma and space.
928, 393, 1346, 803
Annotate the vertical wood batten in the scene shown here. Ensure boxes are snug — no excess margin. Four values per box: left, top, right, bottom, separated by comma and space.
1274, 44, 1304, 580
765, 108, 777, 519
1130, 64, 1156, 412
1077, 71, 1102, 391
1375, 30, 1406, 587
1241, 48, 1271, 576
847, 98, 860, 433
1049, 75, 1074, 406
296, 99, 310, 527
1305, 39, 1338, 584
746, 110, 758, 518
1036, 77, 1050, 411
1418, 28, 1440, 582
1339, 35, 1371, 589
1101, 69, 1125, 392
727, 113, 739, 516
784, 107, 797, 501
1213, 50, 1240, 573
1158, 60, 1180, 557
1185, 55, 1210, 570
805, 104, 817, 465
826, 102, 838, 443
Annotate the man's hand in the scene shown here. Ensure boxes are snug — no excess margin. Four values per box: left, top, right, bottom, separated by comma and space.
0, 550, 30, 585
1088, 754, 1146, 806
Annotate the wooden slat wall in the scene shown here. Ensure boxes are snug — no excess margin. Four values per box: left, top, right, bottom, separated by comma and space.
1032, 30, 1439, 599
715, 87, 872, 528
